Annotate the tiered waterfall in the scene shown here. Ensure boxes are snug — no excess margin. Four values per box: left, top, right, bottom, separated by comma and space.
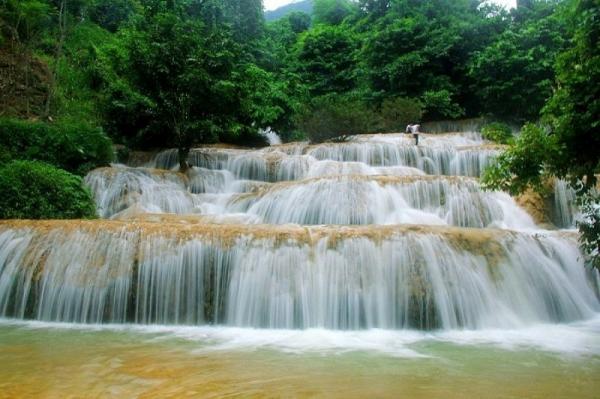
1, 132, 598, 330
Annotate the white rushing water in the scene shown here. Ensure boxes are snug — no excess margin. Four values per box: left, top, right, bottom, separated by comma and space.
0, 131, 596, 338
0, 223, 597, 329
2, 315, 599, 357
143, 134, 501, 180
227, 175, 535, 228
553, 179, 579, 228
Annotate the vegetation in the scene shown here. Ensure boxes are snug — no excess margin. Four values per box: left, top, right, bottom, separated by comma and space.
0, 118, 113, 175
482, 0, 600, 269
296, 95, 377, 143
379, 97, 423, 133
0, 160, 97, 219
481, 122, 513, 144
0, 0, 575, 147
482, 123, 556, 194
467, 1, 567, 123
578, 191, 600, 271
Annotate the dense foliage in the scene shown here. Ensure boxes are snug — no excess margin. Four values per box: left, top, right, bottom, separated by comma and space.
482, 123, 557, 194
467, 1, 567, 122
481, 122, 513, 144
482, 0, 600, 269
0, 160, 97, 219
0, 0, 576, 147
483, 0, 599, 196
296, 96, 377, 143
0, 118, 113, 175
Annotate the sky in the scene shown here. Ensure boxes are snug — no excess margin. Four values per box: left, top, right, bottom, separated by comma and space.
264, 0, 517, 11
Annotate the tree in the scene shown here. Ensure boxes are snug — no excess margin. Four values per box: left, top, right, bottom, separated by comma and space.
482, 0, 600, 269
287, 11, 311, 34
541, 0, 599, 188
88, 0, 139, 32
223, 0, 265, 43
358, 0, 391, 18
295, 24, 359, 96
122, 1, 251, 169
99, 0, 283, 167
378, 97, 423, 133
0, 0, 52, 44
482, 123, 559, 195
313, 0, 355, 25
483, 0, 599, 193
468, 1, 567, 122
296, 95, 379, 143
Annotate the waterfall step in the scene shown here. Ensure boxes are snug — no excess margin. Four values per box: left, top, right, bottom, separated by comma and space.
85, 167, 537, 228
0, 219, 596, 329
0, 219, 570, 243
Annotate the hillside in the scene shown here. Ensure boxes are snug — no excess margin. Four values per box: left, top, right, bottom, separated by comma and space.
265, 0, 313, 21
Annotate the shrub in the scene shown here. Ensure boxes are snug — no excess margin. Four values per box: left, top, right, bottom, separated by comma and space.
578, 190, 600, 271
297, 96, 379, 143
421, 90, 464, 120
0, 118, 113, 175
482, 123, 559, 195
379, 97, 423, 133
0, 161, 97, 219
481, 122, 513, 144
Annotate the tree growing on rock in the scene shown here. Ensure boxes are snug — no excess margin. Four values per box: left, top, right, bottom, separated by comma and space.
112, 0, 272, 170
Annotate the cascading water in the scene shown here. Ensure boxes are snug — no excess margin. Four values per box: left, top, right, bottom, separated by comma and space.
0, 221, 597, 330
144, 134, 502, 180
0, 131, 597, 333
553, 179, 579, 228
227, 175, 535, 228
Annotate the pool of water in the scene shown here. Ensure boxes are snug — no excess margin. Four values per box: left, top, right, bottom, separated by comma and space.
1, 318, 599, 398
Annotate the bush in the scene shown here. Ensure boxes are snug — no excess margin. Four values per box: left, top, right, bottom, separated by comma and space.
0, 161, 97, 219
577, 190, 600, 271
297, 96, 379, 143
421, 90, 464, 120
379, 97, 423, 133
481, 122, 513, 144
482, 123, 559, 195
0, 118, 114, 175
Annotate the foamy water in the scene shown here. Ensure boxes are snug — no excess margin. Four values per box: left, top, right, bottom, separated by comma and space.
2, 316, 599, 357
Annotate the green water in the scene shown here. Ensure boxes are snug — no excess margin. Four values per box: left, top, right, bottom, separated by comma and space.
0, 322, 599, 398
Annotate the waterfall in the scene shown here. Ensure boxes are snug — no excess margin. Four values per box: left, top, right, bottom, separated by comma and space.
260, 128, 283, 145
143, 135, 500, 180
226, 175, 535, 228
1, 131, 599, 332
85, 166, 196, 218
0, 221, 597, 329
553, 179, 579, 228
84, 168, 534, 228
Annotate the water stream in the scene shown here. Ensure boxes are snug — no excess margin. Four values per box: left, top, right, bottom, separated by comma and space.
0, 131, 598, 397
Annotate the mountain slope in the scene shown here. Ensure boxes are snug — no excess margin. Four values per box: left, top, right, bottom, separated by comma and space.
265, 0, 313, 21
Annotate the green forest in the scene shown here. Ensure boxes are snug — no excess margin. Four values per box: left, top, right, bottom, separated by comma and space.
0, 0, 598, 265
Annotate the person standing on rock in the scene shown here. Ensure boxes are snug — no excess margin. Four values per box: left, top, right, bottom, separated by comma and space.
406, 124, 421, 145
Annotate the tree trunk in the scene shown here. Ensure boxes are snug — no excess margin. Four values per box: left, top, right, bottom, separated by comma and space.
178, 146, 190, 172
175, 124, 190, 172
